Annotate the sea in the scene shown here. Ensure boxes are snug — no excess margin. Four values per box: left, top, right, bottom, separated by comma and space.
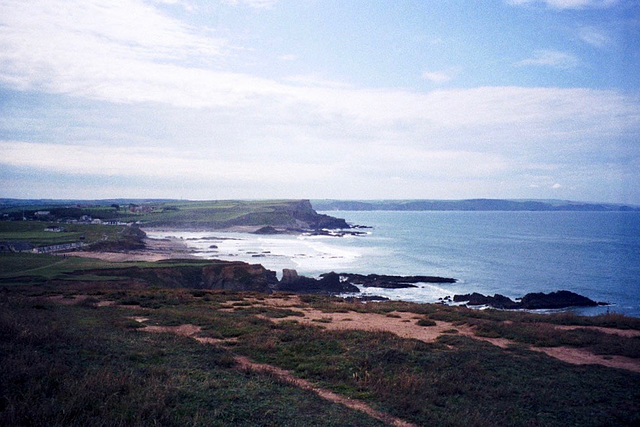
146, 211, 640, 318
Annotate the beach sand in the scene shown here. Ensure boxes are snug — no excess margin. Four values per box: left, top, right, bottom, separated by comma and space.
60, 236, 197, 262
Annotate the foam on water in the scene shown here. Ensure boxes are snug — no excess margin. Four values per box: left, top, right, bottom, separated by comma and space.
341, 282, 459, 303
146, 230, 364, 278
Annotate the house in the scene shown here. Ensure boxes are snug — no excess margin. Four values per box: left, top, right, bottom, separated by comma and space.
44, 225, 64, 232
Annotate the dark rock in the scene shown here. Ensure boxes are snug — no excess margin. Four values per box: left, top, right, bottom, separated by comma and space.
453, 292, 519, 308
202, 262, 278, 293
339, 273, 456, 288
345, 295, 390, 302
519, 290, 602, 309
291, 200, 350, 230
253, 226, 281, 234
276, 270, 359, 294
453, 290, 605, 310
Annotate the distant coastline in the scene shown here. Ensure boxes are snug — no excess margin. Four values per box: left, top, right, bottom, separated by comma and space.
312, 198, 640, 212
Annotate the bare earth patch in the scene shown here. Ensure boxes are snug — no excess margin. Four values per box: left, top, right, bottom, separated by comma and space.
251, 295, 640, 373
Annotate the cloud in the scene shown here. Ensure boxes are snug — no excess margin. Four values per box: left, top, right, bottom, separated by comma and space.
578, 27, 613, 48
0, 0, 225, 91
1, 0, 639, 202
222, 0, 278, 9
506, 0, 620, 9
515, 49, 579, 69
422, 71, 454, 84
0, 140, 333, 184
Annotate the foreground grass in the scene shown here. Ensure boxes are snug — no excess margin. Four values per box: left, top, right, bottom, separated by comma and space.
2, 285, 639, 426
0, 293, 385, 426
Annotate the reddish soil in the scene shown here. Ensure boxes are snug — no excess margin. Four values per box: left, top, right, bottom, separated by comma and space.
246, 295, 640, 373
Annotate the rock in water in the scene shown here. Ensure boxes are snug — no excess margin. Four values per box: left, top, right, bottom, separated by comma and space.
276, 270, 359, 294
519, 290, 600, 309
453, 290, 604, 310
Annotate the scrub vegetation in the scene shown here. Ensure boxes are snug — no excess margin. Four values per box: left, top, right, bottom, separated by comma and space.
1, 273, 639, 426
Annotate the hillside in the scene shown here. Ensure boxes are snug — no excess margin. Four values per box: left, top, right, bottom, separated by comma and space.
1, 280, 639, 426
0, 199, 350, 231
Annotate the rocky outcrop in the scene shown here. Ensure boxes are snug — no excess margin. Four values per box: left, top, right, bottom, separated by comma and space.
252, 226, 281, 235
452, 293, 520, 309
201, 262, 278, 292
75, 260, 278, 293
518, 290, 606, 309
338, 273, 456, 288
453, 290, 606, 310
276, 270, 359, 294
291, 200, 350, 230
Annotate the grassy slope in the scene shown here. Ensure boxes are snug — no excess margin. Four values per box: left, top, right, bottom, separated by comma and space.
0, 294, 385, 427
0, 199, 314, 229
0, 221, 132, 247
1, 249, 640, 425
1, 280, 639, 426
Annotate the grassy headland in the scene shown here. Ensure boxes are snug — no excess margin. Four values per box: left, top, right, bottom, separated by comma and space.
0, 199, 349, 231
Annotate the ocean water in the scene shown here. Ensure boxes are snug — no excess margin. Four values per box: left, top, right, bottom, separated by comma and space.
147, 211, 640, 317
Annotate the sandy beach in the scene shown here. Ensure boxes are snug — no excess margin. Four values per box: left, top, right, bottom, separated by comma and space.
60, 236, 197, 262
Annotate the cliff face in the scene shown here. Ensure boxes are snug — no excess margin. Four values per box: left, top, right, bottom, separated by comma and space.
76, 261, 278, 293
201, 262, 278, 292
290, 200, 350, 230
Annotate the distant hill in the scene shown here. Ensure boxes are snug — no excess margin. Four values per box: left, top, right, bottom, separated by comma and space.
0, 199, 350, 231
312, 199, 640, 212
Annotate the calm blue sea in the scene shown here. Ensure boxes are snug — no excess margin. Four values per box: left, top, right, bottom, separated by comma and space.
319, 211, 640, 317
149, 210, 640, 317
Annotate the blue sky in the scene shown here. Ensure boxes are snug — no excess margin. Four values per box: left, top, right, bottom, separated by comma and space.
1, 0, 639, 203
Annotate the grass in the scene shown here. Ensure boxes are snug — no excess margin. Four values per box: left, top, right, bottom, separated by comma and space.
0, 221, 134, 247
422, 304, 640, 358
1, 258, 640, 426
0, 293, 386, 426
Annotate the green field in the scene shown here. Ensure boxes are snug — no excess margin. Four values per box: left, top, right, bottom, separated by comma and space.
0, 199, 320, 229
0, 221, 140, 248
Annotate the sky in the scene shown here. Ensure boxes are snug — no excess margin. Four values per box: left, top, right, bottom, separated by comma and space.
0, 0, 639, 203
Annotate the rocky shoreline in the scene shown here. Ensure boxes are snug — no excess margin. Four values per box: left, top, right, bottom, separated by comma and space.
452, 291, 608, 310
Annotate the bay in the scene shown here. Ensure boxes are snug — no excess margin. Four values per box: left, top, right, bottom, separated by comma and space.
148, 211, 640, 317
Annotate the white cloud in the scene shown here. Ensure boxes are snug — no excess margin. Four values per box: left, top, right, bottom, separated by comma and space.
0, 140, 333, 184
222, 0, 278, 9
515, 49, 579, 69
422, 71, 453, 84
0, 0, 224, 91
578, 27, 613, 48
506, 0, 620, 9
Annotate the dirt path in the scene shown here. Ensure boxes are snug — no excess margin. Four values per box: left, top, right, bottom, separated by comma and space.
245, 295, 640, 373
135, 319, 416, 427
234, 356, 417, 427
